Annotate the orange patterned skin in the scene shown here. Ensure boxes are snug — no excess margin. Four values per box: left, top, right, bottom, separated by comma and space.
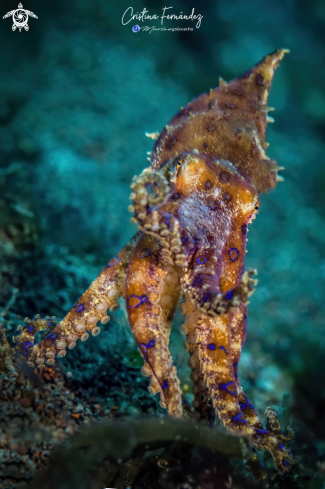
14, 50, 295, 472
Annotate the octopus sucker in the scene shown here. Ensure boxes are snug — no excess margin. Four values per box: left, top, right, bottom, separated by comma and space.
14, 49, 295, 472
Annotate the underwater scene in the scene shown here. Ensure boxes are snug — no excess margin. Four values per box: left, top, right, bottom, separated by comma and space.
0, 0, 325, 487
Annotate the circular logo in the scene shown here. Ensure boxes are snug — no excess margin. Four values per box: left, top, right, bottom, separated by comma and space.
132, 25, 140, 33
13, 9, 28, 28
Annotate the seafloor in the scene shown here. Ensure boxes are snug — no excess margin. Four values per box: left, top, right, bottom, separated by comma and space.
0, 0, 325, 488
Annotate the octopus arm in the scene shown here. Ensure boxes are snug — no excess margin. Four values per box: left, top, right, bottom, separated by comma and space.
14, 234, 139, 367
125, 233, 183, 416
183, 299, 295, 472
231, 305, 294, 442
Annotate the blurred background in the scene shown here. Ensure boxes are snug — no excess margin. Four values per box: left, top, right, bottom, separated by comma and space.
1, 0, 325, 485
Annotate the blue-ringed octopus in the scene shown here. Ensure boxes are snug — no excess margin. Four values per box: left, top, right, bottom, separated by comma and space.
14, 49, 295, 472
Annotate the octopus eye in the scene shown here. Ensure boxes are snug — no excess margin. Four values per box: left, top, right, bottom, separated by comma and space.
176, 158, 184, 170
255, 204, 260, 211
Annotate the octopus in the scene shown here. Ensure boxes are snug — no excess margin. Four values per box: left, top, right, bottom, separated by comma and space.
14, 49, 296, 472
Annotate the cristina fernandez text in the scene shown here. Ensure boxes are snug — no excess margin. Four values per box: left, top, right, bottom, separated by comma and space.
122, 7, 203, 29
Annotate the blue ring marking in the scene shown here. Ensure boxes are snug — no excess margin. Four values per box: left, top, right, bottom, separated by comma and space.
240, 395, 254, 410
128, 295, 148, 309
219, 346, 227, 354
202, 227, 209, 237
233, 413, 247, 423
204, 143, 208, 148
172, 193, 180, 199
225, 291, 233, 300
229, 248, 239, 262
76, 304, 84, 313
257, 429, 267, 434
233, 363, 238, 377
202, 293, 210, 303
28, 326, 34, 333
243, 316, 248, 332
23, 341, 33, 355
140, 340, 154, 361
208, 200, 217, 210
220, 173, 229, 181
138, 248, 150, 258
181, 236, 187, 243
193, 275, 202, 286
242, 224, 247, 235
132, 24, 140, 32
196, 257, 207, 265
207, 343, 216, 350
220, 382, 237, 395
44, 332, 57, 340
246, 398, 254, 409
107, 256, 120, 268
47, 322, 52, 327
283, 460, 289, 467
279, 444, 283, 451
239, 403, 246, 411
163, 380, 168, 390
224, 193, 231, 201
205, 181, 212, 188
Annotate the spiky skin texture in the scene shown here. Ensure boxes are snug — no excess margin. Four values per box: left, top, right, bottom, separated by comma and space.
14, 50, 295, 472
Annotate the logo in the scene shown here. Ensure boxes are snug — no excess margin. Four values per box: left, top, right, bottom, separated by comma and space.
3, 3, 38, 32
122, 7, 203, 34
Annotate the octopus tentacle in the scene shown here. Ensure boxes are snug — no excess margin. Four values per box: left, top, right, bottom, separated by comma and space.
125, 233, 183, 416
230, 304, 264, 430
129, 170, 190, 268
231, 306, 294, 444
265, 407, 294, 444
180, 296, 215, 424
192, 308, 295, 472
14, 235, 139, 367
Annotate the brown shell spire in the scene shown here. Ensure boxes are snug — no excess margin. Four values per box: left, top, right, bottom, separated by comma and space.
150, 49, 288, 194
